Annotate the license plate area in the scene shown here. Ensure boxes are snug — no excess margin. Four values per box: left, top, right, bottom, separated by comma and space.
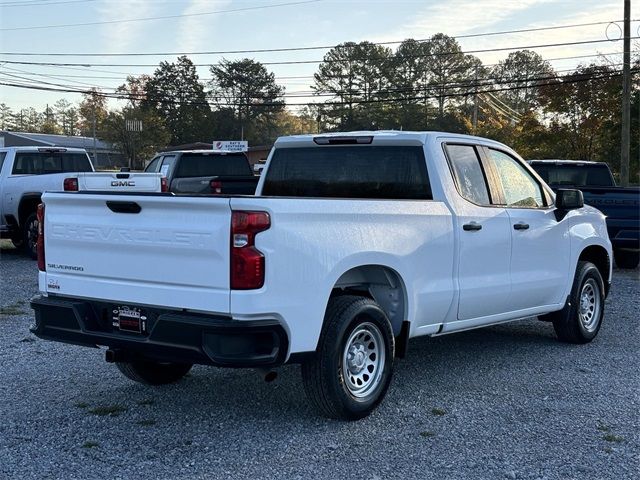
112, 306, 147, 334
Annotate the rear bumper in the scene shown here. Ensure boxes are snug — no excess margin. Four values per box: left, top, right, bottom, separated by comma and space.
30, 295, 289, 368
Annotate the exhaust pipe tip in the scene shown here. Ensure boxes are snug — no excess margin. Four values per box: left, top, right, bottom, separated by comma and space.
105, 349, 124, 363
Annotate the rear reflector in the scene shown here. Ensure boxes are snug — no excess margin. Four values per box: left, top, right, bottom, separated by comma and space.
230, 211, 270, 290
63, 177, 78, 191
37, 203, 45, 271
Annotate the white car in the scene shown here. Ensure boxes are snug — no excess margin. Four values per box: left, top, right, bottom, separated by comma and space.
30, 131, 612, 420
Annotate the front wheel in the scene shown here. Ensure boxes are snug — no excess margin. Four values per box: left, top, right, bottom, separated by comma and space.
116, 359, 192, 385
545, 261, 605, 344
614, 249, 639, 269
301, 295, 395, 420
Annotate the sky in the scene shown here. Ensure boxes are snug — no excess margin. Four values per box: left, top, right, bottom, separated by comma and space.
0, 0, 637, 114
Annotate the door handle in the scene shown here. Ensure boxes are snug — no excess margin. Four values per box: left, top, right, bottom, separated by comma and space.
513, 223, 529, 230
463, 222, 482, 231
106, 201, 141, 214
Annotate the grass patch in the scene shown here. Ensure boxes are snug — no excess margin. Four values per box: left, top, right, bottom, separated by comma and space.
137, 399, 154, 406
603, 433, 624, 443
0, 303, 27, 316
420, 431, 436, 438
82, 441, 99, 449
431, 407, 446, 416
597, 423, 611, 433
137, 419, 156, 426
88, 405, 127, 417
75, 402, 89, 409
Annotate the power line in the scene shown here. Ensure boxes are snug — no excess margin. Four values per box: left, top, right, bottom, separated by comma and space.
1, 37, 637, 68
1, 51, 629, 81
1, 64, 626, 99
0, 0, 322, 31
0, 68, 632, 107
0, 0, 97, 7
0, 19, 631, 56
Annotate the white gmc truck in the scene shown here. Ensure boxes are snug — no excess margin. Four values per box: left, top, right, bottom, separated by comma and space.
0, 146, 163, 258
30, 132, 612, 420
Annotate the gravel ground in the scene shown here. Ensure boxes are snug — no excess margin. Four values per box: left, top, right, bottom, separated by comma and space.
1, 240, 638, 480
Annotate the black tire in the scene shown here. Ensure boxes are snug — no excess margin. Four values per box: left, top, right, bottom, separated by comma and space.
301, 295, 395, 420
116, 359, 192, 385
22, 212, 39, 260
543, 261, 605, 344
614, 249, 639, 269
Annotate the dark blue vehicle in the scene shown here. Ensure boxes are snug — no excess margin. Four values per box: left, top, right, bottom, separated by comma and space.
530, 160, 640, 269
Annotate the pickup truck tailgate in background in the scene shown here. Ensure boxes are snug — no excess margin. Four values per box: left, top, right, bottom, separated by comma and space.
41, 193, 231, 313
77, 172, 163, 192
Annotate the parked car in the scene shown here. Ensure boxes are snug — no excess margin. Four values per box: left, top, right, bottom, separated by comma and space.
144, 150, 259, 195
529, 160, 639, 269
31, 131, 612, 420
0, 146, 93, 257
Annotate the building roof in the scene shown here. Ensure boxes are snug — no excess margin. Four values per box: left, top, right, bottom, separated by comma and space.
0, 131, 115, 151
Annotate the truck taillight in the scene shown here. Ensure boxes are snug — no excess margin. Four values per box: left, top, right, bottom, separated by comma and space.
37, 203, 45, 272
230, 211, 270, 290
63, 177, 78, 191
210, 180, 222, 194
161, 177, 168, 192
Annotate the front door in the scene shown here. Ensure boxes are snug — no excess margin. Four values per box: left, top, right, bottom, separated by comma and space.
484, 148, 570, 311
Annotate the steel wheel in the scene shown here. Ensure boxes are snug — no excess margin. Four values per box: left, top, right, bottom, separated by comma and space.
342, 321, 385, 399
578, 278, 601, 332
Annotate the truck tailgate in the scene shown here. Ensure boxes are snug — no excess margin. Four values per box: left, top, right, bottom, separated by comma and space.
41, 192, 231, 313
76, 172, 163, 192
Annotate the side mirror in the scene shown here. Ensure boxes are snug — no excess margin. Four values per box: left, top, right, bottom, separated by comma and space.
555, 189, 584, 210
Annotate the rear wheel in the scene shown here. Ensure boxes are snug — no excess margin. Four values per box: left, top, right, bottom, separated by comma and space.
116, 359, 192, 385
22, 212, 39, 260
301, 295, 395, 420
614, 249, 639, 269
545, 261, 605, 344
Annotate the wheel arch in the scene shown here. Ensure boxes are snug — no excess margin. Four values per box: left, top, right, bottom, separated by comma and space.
18, 193, 42, 226
578, 244, 611, 297
331, 264, 408, 337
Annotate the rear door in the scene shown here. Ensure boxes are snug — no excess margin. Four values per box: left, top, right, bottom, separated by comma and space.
484, 148, 570, 310
444, 144, 512, 320
42, 192, 232, 313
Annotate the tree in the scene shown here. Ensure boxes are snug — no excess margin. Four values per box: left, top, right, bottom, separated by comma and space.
313, 42, 394, 130
424, 34, 477, 121
209, 58, 285, 145
12, 107, 41, 131
143, 56, 212, 145
41, 104, 61, 134
0, 103, 13, 130
117, 75, 152, 108
54, 99, 79, 135
539, 64, 621, 161
102, 107, 170, 169
78, 89, 108, 137
491, 50, 555, 114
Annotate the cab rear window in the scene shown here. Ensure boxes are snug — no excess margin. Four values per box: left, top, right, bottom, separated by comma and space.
262, 146, 432, 200
12, 152, 92, 174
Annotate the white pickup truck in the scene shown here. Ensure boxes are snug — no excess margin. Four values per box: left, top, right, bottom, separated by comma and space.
30, 131, 612, 420
0, 146, 164, 257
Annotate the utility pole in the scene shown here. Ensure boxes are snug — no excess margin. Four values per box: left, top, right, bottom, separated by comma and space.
473, 66, 479, 134
620, 0, 631, 186
92, 103, 97, 165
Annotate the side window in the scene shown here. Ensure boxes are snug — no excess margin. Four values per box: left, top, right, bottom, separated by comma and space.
0, 152, 6, 174
445, 144, 491, 206
160, 155, 176, 177
487, 149, 545, 208
145, 156, 161, 172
